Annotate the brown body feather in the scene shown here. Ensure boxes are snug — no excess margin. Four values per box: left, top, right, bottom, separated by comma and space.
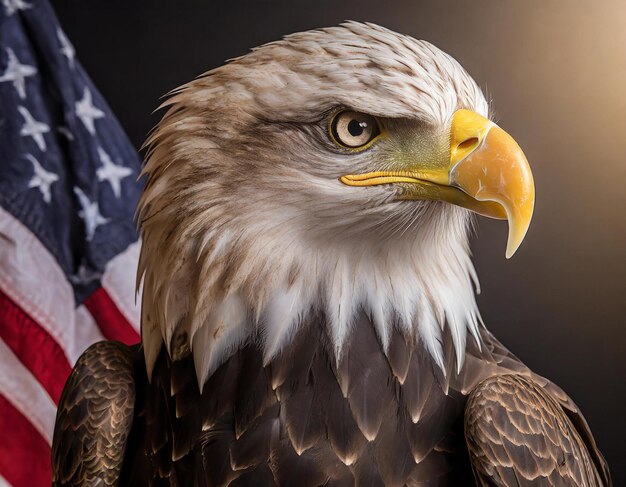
52, 313, 610, 486
51, 341, 136, 486
465, 375, 609, 486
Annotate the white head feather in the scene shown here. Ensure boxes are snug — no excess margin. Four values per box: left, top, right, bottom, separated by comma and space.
137, 22, 489, 389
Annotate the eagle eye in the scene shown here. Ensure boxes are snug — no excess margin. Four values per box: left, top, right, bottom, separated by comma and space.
330, 110, 381, 149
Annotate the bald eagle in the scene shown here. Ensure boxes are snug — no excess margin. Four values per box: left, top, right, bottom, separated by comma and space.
52, 23, 611, 486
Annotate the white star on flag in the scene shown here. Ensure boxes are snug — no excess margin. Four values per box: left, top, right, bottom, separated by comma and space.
25, 154, 58, 204
2, 0, 31, 16
96, 147, 132, 198
68, 263, 102, 285
18, 106, 50, 151
56, 28, 75, 68
0, 48, 37, 99
75, 87, 105, 135
74, 186, 109, 241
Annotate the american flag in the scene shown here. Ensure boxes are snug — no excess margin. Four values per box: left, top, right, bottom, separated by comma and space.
0, 1, 143, 485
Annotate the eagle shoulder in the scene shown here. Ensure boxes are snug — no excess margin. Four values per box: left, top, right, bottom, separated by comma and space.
464, 373, 611, 487
51, 340, 136, 486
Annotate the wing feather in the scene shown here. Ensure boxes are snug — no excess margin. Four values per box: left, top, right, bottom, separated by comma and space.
465, 374, 610, 486
51, 341, 136, 486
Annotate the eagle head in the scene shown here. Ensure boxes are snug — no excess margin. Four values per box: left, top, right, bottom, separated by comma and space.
137, 22, 534, 388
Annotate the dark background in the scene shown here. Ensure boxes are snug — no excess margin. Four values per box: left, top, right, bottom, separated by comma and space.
51, 1, 626, 483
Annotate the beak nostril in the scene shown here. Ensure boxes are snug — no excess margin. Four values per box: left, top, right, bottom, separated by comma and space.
457, 137, 479, 151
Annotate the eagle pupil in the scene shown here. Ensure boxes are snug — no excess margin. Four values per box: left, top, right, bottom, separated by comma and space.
348, 119, 365, 137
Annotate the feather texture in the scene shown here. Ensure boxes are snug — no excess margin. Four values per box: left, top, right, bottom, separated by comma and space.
465, 374, 609, 486
51, 341, 136, 486
52, 314, 610, 486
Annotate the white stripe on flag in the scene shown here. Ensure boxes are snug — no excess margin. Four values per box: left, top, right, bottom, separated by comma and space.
102, 239, 141, 332
0, 472, 12, 487
0, 206, 105, 364
75, 304, 103, 356
0, 339, 57, 445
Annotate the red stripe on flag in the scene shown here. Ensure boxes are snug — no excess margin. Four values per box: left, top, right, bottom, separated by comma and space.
0, 394, 51, 487
84, 287, 140, 345
0, 290, 72, 404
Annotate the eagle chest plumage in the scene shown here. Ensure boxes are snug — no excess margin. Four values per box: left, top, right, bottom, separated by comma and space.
122, 312, 477, 486
53, 311, 610, 486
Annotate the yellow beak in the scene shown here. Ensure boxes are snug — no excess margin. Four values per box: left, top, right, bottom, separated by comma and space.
340, 109, 535, 258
